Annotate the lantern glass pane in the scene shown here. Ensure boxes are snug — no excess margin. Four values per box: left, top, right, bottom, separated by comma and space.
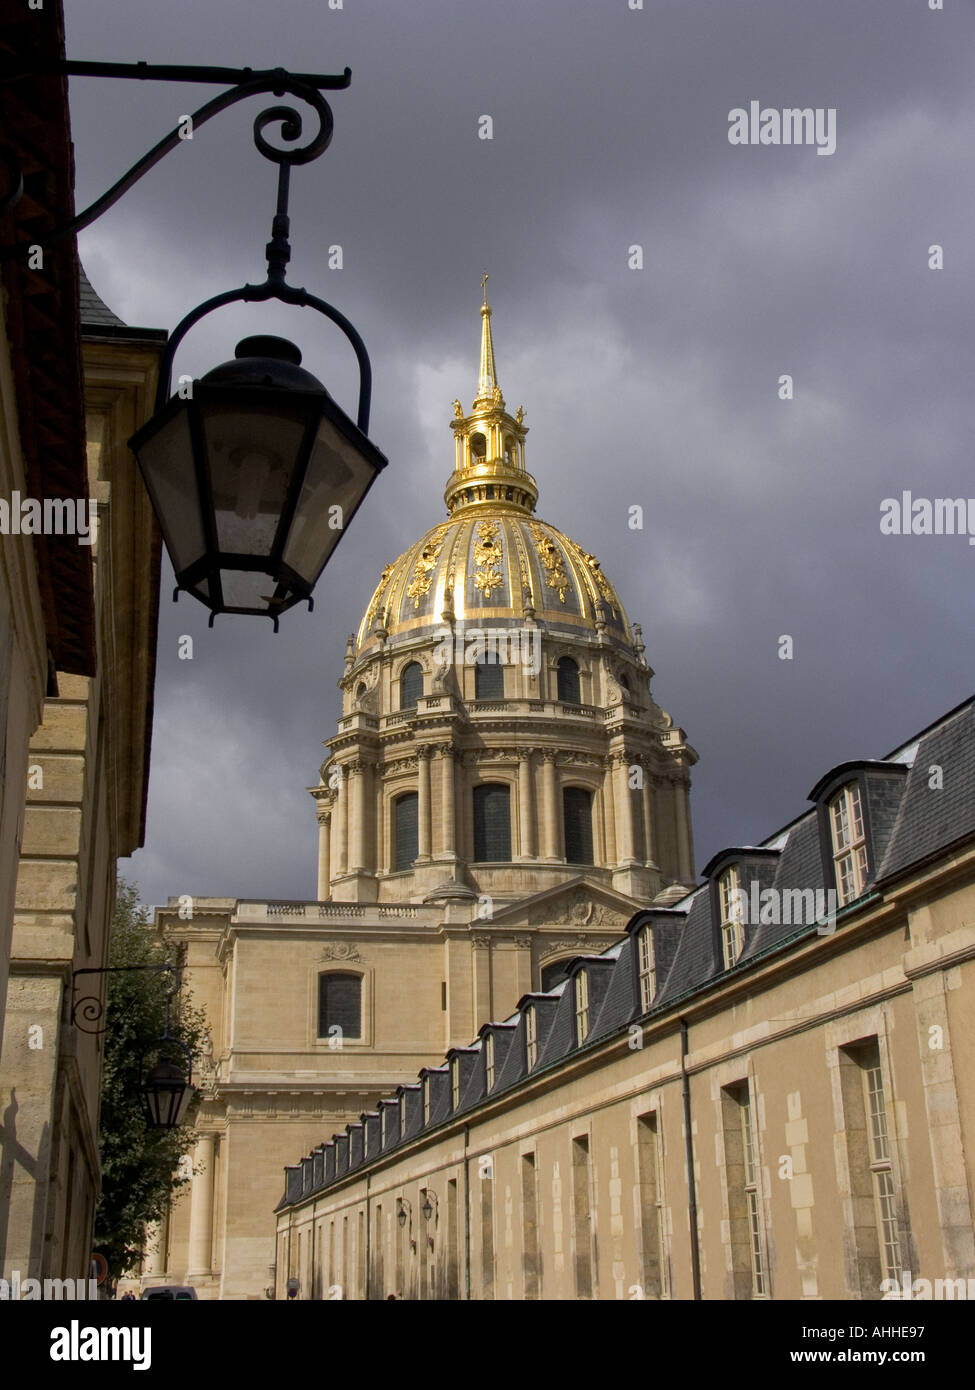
219, 570, 278, 611
202, 405, 307, 557
134, 408, 206, 577
282, 415, 381, 585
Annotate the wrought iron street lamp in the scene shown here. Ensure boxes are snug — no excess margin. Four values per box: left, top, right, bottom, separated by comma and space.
1, 59, 387, 628
72, 961, 197, 1131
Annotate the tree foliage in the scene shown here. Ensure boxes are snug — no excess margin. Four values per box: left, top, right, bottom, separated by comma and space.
93, 880, 209, 1281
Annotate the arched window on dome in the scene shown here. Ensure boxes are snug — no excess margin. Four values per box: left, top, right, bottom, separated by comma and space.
355, 682, 367, 702
563, 786, 594, 865
473, 783, 511, 862
557, 656, 581, 704
474, 659, 504, 700
318, 972, 361, 1040
503, 435, 514, 465
400, 662, 423, 710
393, 792, 419, 871
469, 432, 487, 461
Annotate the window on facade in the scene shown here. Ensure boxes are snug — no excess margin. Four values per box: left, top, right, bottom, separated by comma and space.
393, 791, 419, 871
638, 927, 656, 1012
722, 1080, 768, 1298
575, 970, 590, 1044
399, 661, 423, 710
739, 1087, 767, 1297
318, 972, 361, 1040
525, 1007, 537, 1069
451, 1058, 461, 1110
718, 865, 745, 969
830, 783, 869, 905
474, 659, 504, 700
484, 1035, 495, 1092
473, 783, 511, 861
563, 786, 594, 865
557, 656, 581, 704
862, 1045, 901, 1281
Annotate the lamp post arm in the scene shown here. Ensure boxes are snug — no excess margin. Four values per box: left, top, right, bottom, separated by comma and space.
0, 63, 348, 263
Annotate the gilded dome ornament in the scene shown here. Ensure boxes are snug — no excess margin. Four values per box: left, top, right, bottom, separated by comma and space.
529, 521, 570, 603
473, 520, 505, 599
406, 525, 449, 608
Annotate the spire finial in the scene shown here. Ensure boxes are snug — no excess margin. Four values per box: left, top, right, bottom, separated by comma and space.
476, 274, 499, 404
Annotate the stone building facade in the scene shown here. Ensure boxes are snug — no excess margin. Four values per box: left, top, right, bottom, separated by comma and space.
144, 289, 697, 1299
0, 5, 165, 1287
275, 696, 975, 1301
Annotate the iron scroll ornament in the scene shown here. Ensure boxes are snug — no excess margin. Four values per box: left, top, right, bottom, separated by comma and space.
70, 962, 182, 1036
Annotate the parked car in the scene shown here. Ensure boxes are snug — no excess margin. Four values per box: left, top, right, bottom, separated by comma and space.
140, 1285, 198, 1300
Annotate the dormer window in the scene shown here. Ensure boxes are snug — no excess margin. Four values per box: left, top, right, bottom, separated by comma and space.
451, 1058, 461, 1110
719, 865, 745, 969
485, 1035, 495, 1092
422, 1077, 432, 1125
399, 1092, 408, 1138
830, 783, 868, 905
525, 1006, 538, 1070
638, 927, 656, 1011
381, 1107, 389, 1146
575, 970, 590, 1044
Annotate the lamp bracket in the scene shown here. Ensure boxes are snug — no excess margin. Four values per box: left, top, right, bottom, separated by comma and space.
0, 61, 349, 262
70, 961, 182, 1036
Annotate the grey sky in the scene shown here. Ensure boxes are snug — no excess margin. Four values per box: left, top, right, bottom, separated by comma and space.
64, 0, 975, 907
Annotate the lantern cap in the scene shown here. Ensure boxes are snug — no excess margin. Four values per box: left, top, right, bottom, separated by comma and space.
200, 336, 327, 394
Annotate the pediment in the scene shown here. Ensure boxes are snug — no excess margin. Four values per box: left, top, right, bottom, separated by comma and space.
488, 876, 637, 936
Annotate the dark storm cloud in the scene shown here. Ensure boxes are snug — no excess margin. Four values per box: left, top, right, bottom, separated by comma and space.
63, 0, 975, 905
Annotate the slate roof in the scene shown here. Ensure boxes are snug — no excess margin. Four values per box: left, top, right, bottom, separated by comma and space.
79, 265, 126, 329
78, 263, 167, 343
277, 694, 975, 1210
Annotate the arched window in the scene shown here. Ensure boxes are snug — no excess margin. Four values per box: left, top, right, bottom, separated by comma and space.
393, 791, 419, 871
557, 656, 580, 704
473, 783, 511, 862
355, 682, 367, 702
318, 972, 361, 1039
400, 662, 423, 710
563, 786, 594, 865
474, 659, 504, 700
540, 958, 574, 993
470, 432, 487, 460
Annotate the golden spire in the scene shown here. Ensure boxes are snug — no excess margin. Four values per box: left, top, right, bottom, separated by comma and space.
475, 271, 501, 408
444, 281, 537, 518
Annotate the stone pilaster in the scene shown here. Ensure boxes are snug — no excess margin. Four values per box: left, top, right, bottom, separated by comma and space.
317, 812, 331, 901
540, 751, 559, 862
518, 750, 536, 860
187, 1132, 216, 1278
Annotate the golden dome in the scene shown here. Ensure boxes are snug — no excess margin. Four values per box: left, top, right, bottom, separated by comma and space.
355, 281, 634, 658
356, 511, 633, 655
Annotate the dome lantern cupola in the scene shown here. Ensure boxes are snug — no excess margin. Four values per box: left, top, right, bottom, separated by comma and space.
445, 274, 537, 518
